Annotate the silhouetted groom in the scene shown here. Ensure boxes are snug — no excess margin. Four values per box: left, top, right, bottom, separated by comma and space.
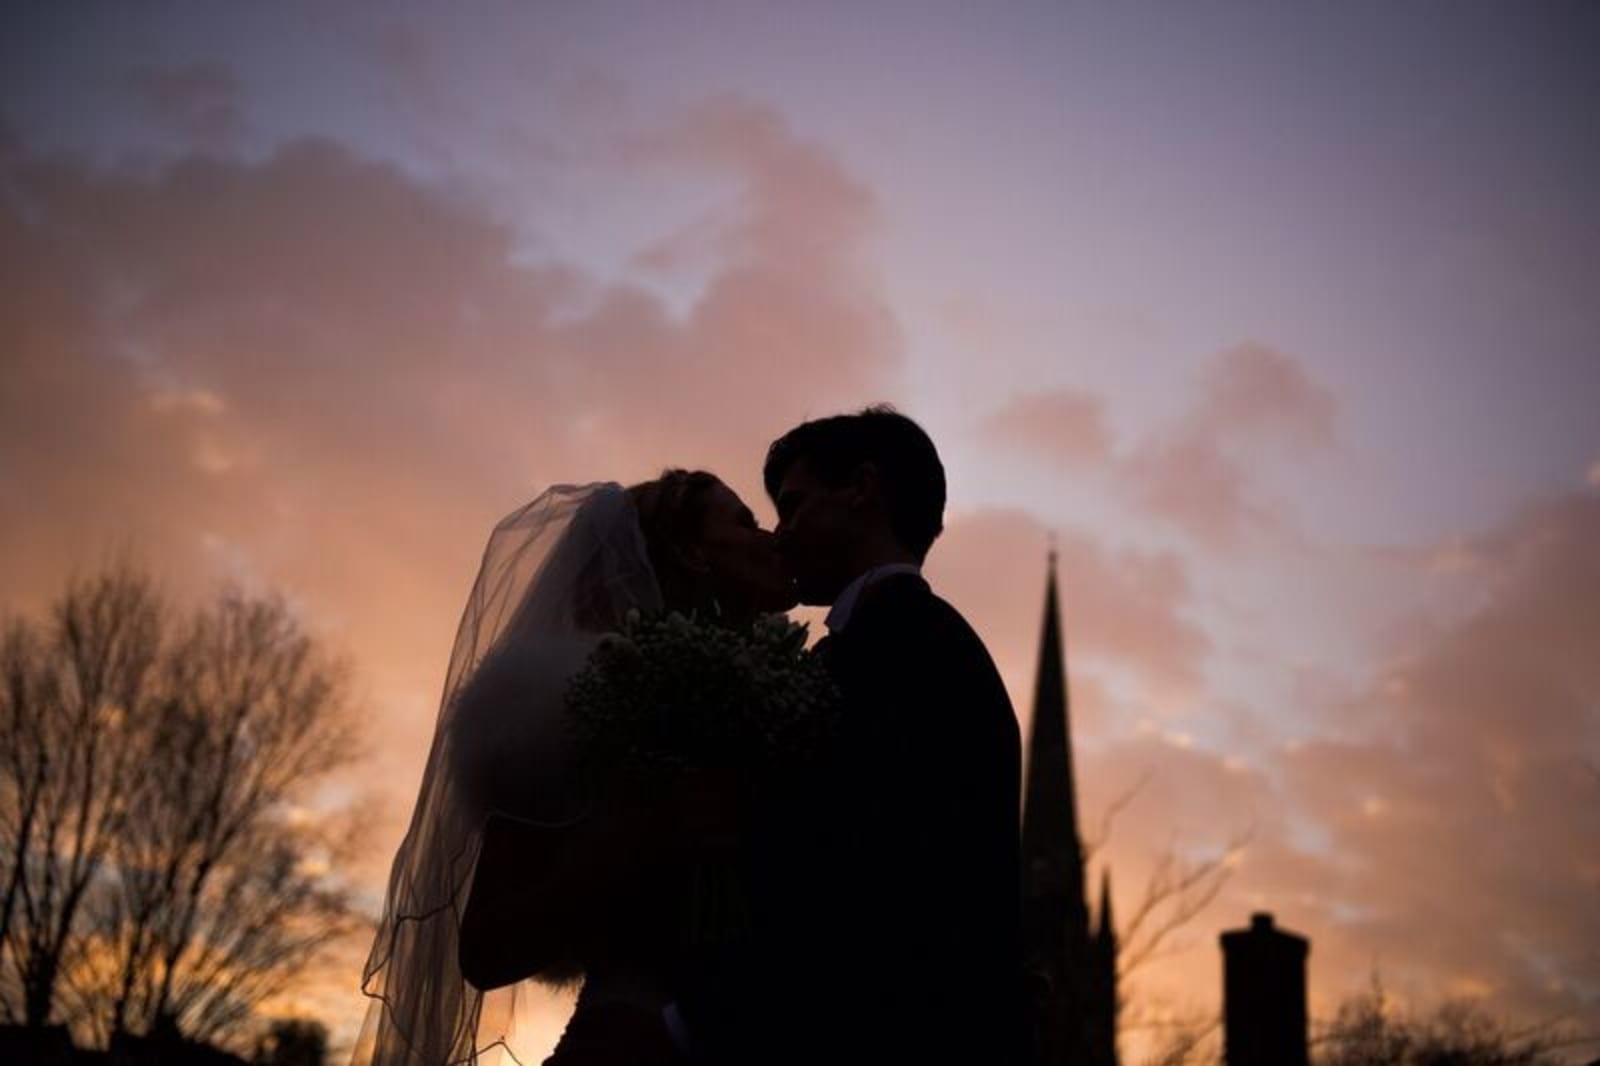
675, 405, 1026, 1066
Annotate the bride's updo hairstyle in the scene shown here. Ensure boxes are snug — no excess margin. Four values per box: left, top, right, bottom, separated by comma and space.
627, 468, 721, 615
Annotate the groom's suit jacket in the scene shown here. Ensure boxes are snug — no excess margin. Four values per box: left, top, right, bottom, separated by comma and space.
680, 572, 1026, 1066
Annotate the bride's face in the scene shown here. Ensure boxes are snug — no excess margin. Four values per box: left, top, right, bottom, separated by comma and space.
692, 481, 799, 615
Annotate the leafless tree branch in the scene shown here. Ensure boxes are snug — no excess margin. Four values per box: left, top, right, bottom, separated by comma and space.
2, 564, 369, 1054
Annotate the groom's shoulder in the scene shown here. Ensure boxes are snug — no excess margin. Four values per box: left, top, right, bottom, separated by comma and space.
925, 589, 1001, 667
884, 584, 1017, 745
870, 575, 995, 661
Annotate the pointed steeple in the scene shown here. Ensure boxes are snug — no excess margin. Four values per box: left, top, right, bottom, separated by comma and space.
1090, 865, 1122, 1065
1096, 867, 1116, 943
1021, 545, 1086, 918
1022, 544, 1119, 1065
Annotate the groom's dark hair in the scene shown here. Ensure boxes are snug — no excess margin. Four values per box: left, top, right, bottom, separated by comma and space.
764, 404, 946, 560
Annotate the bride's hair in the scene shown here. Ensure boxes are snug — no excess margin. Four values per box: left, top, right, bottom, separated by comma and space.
627, 468, 721, 614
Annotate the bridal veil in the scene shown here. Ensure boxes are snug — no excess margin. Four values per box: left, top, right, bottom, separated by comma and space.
354, 483, 663, 1064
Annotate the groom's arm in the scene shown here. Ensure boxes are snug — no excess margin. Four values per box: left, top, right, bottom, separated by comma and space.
848, 600, 1024, 1058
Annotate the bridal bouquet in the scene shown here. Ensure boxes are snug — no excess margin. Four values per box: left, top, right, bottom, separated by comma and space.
565, 609, 839, 947
565, 608, 839, 782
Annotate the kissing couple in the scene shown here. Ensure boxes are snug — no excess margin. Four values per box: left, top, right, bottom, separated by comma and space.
355, 407, 1026, 1066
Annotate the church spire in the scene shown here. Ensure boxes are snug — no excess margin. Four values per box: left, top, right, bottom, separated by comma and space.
1097, 867, 1116, 943
1021, 545, 1086, 918
1022, 544, 1119, 1065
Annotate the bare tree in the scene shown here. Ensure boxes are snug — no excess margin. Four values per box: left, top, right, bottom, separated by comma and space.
0, 567, 165, 1027
1080, 771, 1248, 979
1116, 829, 1250, 980
77, 588, 364, 1047
1, 565, 367, 1054
1107, 833, 1247, 1062
0, 621, 48, 1010
1140, 1011, 1221, 1066
1081, 769, 1157, 862
1081, 770, 1250, 1051
1313, 974, 1585, 1065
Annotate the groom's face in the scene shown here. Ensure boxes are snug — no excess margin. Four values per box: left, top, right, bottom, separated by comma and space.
772, 458, 859, 606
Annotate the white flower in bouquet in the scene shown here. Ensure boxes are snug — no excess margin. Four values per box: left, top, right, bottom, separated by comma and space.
564, 608, 840, 783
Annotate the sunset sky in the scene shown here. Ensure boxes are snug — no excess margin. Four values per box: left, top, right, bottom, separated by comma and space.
3, 2, 1598, 1060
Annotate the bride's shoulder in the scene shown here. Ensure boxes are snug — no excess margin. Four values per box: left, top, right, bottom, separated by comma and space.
448, 633, 600, 747
445, 631, 607, 816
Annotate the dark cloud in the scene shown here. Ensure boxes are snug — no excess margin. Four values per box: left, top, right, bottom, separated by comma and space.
126, 62, 247, 150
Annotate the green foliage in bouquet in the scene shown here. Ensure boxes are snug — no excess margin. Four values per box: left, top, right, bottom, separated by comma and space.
564, 609, 841, 949
565, 608, 840, 784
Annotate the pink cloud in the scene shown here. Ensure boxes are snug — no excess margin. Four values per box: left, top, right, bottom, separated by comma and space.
0, 105, 911, 1053
1120, 429, 1266, 549
1121, 342, 1337, 548
978, 342, 1339, 550
1253, 495, 1598, 1026
0, 101, 901, 818
626, 96, 878, 271
1007, 494, 1600, 1049
928, 507, 1209, 720
1198, 341, 1337, 447
978, 388, 1113, 468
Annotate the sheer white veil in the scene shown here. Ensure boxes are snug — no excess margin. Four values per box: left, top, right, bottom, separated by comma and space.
354, 482, 663, 1064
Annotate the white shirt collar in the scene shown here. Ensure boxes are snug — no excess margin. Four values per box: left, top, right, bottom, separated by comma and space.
824, 563, 922, 634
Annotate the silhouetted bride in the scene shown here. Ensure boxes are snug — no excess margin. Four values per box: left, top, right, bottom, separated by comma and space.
354, 471, 798, 1065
